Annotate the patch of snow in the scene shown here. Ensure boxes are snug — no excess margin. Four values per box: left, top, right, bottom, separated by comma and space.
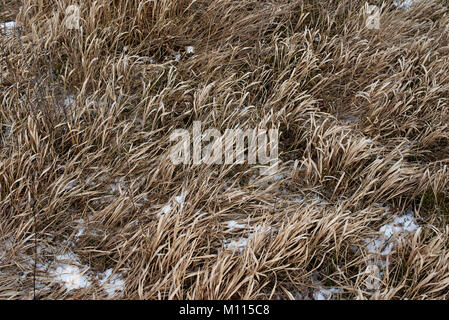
108, 177, 126, 194
364, 264, 382, 290
226, 220, 247, 231
161, 203, 172, 215
159, 191, 188, 216
312, 195, 328, 206
366, 239, 394, 255
308, 272, 344, 300
235, 104, 253, 112
64, 179, 78, 191
0, 237, 13, 264
253, 225, 273, 233
49, 252, 91, 291
222, 223, 273, 253
223, 238, 248, 252
86, 174, 98, 188
0, 21, 16, 35
186, 46, 195, 54
174, 191, 187, 210
363, 210, 420, 291
100, 269, 126, 298
292, 272, 344, 300
379, 214, 419, 238
365, 212, 419, 256
339, 114, 359, 125
64, 95, 74, 107
248, 174, 257, 184
73, 219, 86, 238
394, 0, 417, 10
313, 287, 344, 300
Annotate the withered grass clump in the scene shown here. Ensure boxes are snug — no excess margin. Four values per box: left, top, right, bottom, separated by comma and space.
1, 0, 449, 300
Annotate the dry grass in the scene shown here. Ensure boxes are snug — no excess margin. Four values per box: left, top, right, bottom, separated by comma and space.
1, 0, 449, 300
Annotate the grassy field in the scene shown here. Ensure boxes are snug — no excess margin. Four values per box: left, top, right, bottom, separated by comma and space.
1, 0, 449, 300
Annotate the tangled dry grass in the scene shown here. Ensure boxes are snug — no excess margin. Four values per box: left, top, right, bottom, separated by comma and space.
1, 0, 449, 300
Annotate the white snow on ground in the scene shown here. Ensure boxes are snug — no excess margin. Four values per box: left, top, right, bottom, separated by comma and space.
394, 0, 418, 10
363, 210, 420, 290
226, 220, 247, 231
159, 191, 188, 216
339, 114, 359, 125
222, 224, 273, 252
313, 287, 344, 300
309, 272, 344, 300
235, 104, 253, 112
73, 218, 86, 238
272, 173, 284, 182
0, 21, 16, 35
161, 203, 172, 215
223, 238, 249, 252
365, 211, 419, 256
292, 272, 344, 300
0, 237, 13, 264
108, 177, 126, 194
42, 249, 125, 296
100, 269, 126, 298
293, 211, 419, 299
64, 179, 78, 191
64, 95, 74, 107
186, 46, 195, 54
48, 252, 91, 290
62, 95, 75, 115
174, 191, 187, 210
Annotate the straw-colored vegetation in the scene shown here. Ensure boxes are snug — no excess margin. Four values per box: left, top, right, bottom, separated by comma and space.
1, 0, 449, 299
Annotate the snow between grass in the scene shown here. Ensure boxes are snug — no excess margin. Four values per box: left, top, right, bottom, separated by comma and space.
363, 211, 420, 290
0, 21, 16, 35
49, 253, 91, 290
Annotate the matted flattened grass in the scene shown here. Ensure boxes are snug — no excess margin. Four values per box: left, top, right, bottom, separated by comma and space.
1, 0, 449, 299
